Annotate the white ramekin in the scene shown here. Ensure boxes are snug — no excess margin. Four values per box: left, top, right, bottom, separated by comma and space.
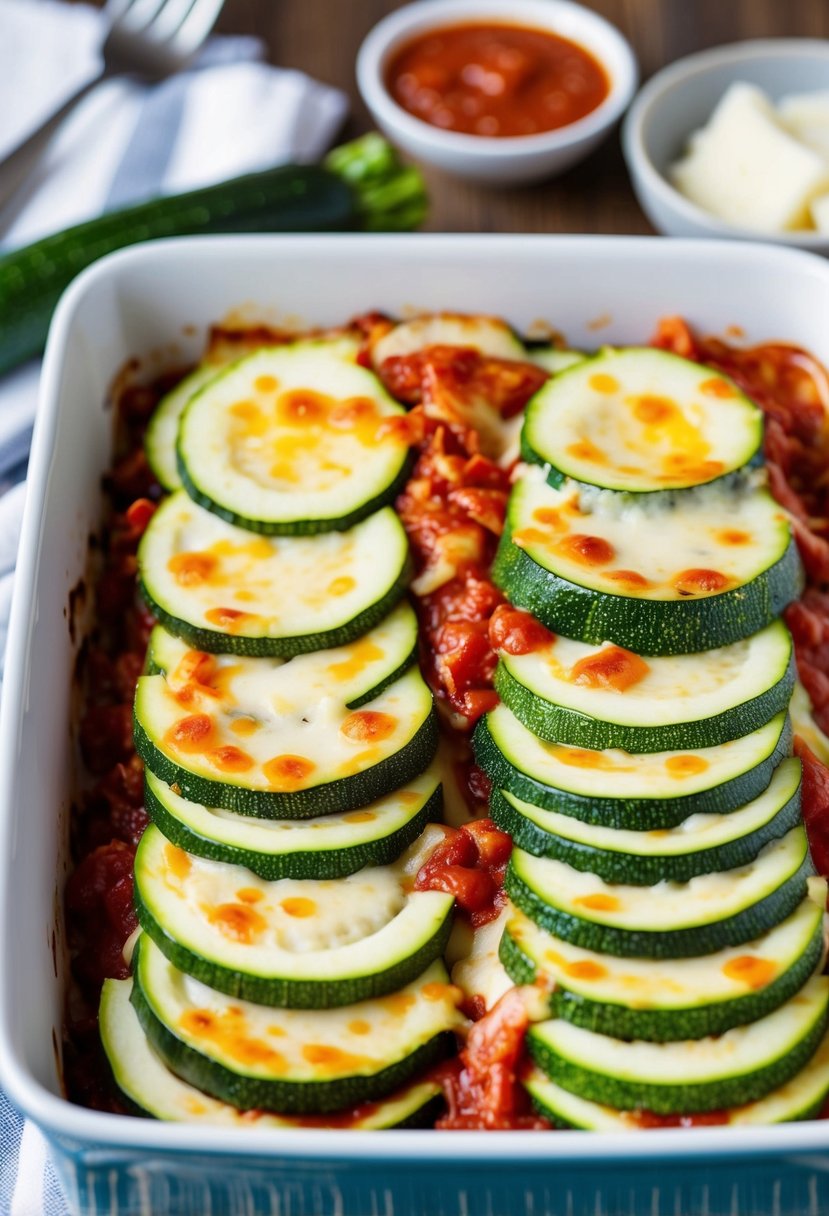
357, 0, 638, 186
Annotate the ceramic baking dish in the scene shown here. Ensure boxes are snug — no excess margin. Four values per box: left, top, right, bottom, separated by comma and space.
2, 234, 829, 1216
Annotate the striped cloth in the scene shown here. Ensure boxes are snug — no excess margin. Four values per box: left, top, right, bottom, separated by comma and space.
0, 1, 348, 1209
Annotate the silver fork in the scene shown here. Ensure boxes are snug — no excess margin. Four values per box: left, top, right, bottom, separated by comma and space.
0, 0, 228, 209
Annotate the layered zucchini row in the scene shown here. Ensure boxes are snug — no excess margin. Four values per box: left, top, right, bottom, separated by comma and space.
101, 335, 465, 1126
475, 347, 829, 1127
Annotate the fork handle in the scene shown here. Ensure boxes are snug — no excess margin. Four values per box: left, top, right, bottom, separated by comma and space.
0, 71, 106, 214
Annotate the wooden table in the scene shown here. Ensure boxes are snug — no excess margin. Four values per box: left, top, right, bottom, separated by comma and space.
216, 0, 829, 234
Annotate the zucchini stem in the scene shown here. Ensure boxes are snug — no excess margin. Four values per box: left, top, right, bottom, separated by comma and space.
324, 134, 428, 232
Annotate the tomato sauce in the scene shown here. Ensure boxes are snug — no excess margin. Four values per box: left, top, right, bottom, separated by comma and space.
386, 23, 609, 139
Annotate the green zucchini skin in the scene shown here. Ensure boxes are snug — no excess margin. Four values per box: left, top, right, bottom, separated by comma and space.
499, 916, 825, 1042
493, 648, 797, 755
138, 558, 411, 660
526, 1004, 829, 1115
144, 776, 442, 880
505, 851, 813, 959
130, 970, 454, 1115
133, 881, 454, 1010
488, 784, 802, 885
178, 447, 416, 539
0, 134, 428, 379
133, 704, 439, 819
492, 522, 803, 658
473, 714, 793, 830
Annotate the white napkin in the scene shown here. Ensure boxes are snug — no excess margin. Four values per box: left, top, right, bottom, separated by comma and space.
0, 0, 348, 671
0, 5, 347, 1210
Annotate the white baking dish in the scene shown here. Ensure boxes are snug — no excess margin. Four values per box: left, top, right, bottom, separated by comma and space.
2, 234, 829, 1216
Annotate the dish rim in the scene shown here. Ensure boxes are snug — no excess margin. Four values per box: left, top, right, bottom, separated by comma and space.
3, 232, 829, 1162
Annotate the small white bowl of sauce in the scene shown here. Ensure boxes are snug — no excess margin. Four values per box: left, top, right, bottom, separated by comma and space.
356, 0, 638, 185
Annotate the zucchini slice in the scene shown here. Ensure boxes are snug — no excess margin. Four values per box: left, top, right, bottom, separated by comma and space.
473, 705, 792, 829
506, 828, 813, 958
145, 599, 419, 710
135, 662, 438, 819
101, 977, 443, 1128
131, 936, 463, 1113
494, 476, 801, 656
526, 975, 829, 1114
134, 824, 454, 1007
521, 347, 763, 495
138, 492, 410, 657
371, 313, 526, 368
501, 879, 827, 1041
177, 339, 412, 536
489, 757, 802, 884
526, 347, 586, 376
494, 620, 795, 753
145, 365, 223, 493
144, 765, 442, 880
524, 1023, 829, 1128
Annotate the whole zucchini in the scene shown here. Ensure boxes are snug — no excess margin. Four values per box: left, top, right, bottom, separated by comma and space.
0, 134, 427, 378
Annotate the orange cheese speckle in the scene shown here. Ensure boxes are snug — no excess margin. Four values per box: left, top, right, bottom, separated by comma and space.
328, 576, 356, 597
280, 897, 317, 919
588, 373, 619, 394
236, 887, 264, 905
722, 956, 777, 989
165, 713, 214, 753
665, 754, 709, 777
570, 646, 650, 693
164, 843, 191, 879
574, 893, 621, 912
700, 377, 737, 399
672, 568, 733, 596
206, 903, 267, 944
555, 533, 616, 567
209, 745, 254, 773
340, 710, 398, 743
264, 754, 316, 790
254, 374, 279, 393
168, 552, 217, 586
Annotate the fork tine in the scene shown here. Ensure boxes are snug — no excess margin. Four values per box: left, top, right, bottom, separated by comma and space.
142, 0, 200, 45
166, 0, 227, 57
117, 0, 171, 33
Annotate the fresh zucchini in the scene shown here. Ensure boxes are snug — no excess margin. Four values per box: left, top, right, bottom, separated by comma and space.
501, 880, 826, 1041
0, 134, 427, 379
494, 619, 795, 753
526, 976, 829, 1114
135, 662, 438, 819
371, 314, 526, 369
144, 765, 442, 880
506, 828, 813, 958
489, 758, 802, 884
473, 705, 792, 829
177, 338, 412, 536
101, 977, 444, 1128
494, 476, 801, 656
524, 1022, 829, 1128
133, 824, 454, 1007
131, 935, 462, 1114
521, 347, 763, 495
138, 493, 411, 658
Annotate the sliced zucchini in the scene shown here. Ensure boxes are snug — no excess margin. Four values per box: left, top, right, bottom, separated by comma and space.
131, 935, 463, 1113
521, 347, 763, 495
138, 492, 410, 657
526, 975, 829, 1114
178, 339, 412, 536
144, 765, 442, 880
494, 476, 801, 656
473, 705, 792, 829
494, 620, 795, 753
526, 347, 586, 376
524, 1022, 829, 1128
101, 977, 443, 1128
506, 828, 813, 958
145, 599, 418, 711
145, 365, 223, 493
501, 879, 827, 1041
134, 824, 454, 1007
135, 662, 438, 819
489, 758, 802, 884
372, 313, 526, 368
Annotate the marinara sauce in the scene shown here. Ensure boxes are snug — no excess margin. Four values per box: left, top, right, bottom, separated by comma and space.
386, 23, 609, 138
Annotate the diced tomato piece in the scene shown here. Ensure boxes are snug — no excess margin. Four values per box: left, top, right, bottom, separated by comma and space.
488, 604, 554, 655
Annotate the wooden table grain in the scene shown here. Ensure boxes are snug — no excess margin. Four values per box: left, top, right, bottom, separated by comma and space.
218, 0, 829, 234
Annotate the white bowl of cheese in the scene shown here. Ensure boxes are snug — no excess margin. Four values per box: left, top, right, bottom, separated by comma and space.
622, 40, 829, 252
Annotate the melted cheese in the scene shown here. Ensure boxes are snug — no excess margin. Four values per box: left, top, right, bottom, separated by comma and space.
512, 828, 809, 932
137, 936, 464, 1081
524, 348, 761, 492
509, 475, 791, 601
